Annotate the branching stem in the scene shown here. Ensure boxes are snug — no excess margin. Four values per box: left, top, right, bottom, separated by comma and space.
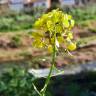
40, 30, 56, 96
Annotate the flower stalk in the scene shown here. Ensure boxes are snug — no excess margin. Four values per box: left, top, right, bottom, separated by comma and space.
40, 29, 57, 96
32, 9, 76, 96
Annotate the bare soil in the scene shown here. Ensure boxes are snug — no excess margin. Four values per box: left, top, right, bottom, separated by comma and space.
0, 21, 96, 68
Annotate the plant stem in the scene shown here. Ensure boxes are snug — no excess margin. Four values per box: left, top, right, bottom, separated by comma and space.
40, 32, 56, 96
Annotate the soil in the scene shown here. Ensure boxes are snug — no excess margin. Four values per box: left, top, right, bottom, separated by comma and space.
0, 20, 96, 69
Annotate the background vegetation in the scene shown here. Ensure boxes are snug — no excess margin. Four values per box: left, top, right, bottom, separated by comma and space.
0, 2, 96, 96
0, 5, 96, 32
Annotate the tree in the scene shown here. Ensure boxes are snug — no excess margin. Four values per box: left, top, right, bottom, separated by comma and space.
75, 0, 79, 5
81, 0, 90, 5
75, 0, 90, 5
47, 0, 61, 12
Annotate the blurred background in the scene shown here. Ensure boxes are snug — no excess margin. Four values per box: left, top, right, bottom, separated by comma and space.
0, 0, 96, 96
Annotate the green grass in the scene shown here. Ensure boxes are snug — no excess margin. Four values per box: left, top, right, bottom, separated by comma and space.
0, 14, 37, 32
67, 5, 96, 26
88, 27, 96, 33
0, 5, 96, 32
77, 35, 96, 48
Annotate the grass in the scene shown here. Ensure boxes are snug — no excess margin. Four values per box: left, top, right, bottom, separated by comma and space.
0, 4, 96, 32
0, 14, 36, 32
88, 27, 96, 33
66, 4, 96, 26
77, 35, 96, 48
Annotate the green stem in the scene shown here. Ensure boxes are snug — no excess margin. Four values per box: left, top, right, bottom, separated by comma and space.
40, 32, 56, 96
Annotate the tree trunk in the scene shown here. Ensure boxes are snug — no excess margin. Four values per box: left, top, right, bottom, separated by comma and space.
47, 0, 61, 12
75, 0, 80, 5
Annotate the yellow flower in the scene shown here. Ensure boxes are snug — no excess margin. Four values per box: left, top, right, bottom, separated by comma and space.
48, 45, 53, 53
67, 32, 73, 39
67, 42, 76, 51
69, 19, 75, 28
32, 9, 76, 52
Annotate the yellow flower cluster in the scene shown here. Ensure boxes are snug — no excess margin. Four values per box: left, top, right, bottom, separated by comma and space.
32, 9, 76, 52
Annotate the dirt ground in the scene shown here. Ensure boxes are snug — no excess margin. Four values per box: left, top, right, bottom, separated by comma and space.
0, 21, 96, 68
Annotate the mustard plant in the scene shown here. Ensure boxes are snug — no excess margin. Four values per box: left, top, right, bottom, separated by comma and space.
32, 9, 76, 96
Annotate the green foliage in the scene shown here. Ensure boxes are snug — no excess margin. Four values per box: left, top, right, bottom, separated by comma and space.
63, 5, 96, 26
0, 14, 36, 32
0, 5, 96, 32
76, 35, 96, 48
0, 68, 37, 96
10, 35, 22, 48
88, 27, 96, 33
0, 68, 53, 96
0, 68, 96, 96
0, 7, 45, 32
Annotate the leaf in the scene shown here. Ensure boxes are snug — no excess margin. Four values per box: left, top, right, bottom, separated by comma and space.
10, 79, 18, 87
32, 83, 41, 96
20, 79, 26, 87
0, 81, 7, 92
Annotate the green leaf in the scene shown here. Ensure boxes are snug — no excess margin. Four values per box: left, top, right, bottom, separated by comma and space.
10, 79, 18, 87
0, 81, 7, 92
